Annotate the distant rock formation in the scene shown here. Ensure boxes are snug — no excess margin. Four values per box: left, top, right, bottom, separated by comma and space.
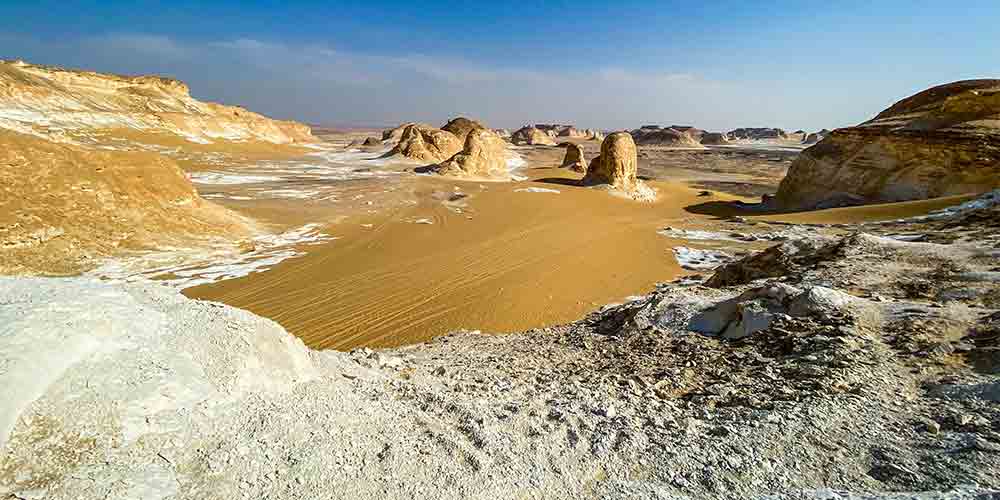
385, 124, 463, 163
441, 117, 485, 141
700, 132, 730, 145
630, 126, 703, 148
362, 137, 380, 146
802, 129, 831, 144
728, 128, 788, 140
775, 80, 1000, 210
494, 128, 512, 138
511, 126, 556, 146
587, 129, 606, 141
432, 128, 509, 180
561, 143, 587, 172
669, 125, 706, 142
382, 122, 432, 142
0, 60, 314, 145
583, 132, 655, 200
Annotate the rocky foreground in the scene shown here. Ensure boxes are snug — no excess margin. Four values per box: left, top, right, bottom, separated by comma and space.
2, 192, 998, 499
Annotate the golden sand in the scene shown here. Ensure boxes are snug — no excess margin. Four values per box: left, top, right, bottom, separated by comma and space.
749, 194, 979, 224
186, 163, 743, 350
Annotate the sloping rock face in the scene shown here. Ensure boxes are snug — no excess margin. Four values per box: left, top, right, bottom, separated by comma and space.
630, 126, 703, 148
441, 116, 485, 141
728, 128, 788, 140
0, 60, 314, 145
511, 126, 556, 146
385, 124, 463, 163
557, 127, 588, 138
561, 143, 587, 172
802, 129, 831, 144
700, 132, 730, 145
0, 129, 252, 275
776, 80, 1000, 210
670, 125, 705, 142
432, 128, 509, 179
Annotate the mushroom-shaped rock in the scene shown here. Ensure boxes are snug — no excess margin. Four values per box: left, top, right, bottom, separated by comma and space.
582, 132, 656, 200
385, 124, 463, 163
441, 117, 485, 142
511, 126, 556, 146
561, 143, 587, 172
583, 132, 637, 188
432, 128, 510, 180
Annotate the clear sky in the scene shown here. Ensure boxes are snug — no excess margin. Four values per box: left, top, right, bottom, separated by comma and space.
2, 0, 998, 131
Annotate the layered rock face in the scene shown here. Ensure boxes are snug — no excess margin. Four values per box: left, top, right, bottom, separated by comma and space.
511, 126, 556, 146
0, 60, 314, 145
385, 124, 463, 163
630, 126, 703, 148
441, 116, 485, 141
0, 129, 252, 274
432, 128, 510, 179
776, 80, 1000, 210
561, 143, 587, 172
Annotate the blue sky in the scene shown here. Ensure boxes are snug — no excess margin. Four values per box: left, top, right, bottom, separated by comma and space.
1, 0, 998, 131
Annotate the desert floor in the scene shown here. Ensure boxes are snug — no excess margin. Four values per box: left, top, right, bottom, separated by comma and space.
169, 135, 971, 349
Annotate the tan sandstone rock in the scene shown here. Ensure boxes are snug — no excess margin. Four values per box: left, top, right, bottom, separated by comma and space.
511, 126, 556, 146
432, 128, 510, 180
582, 132, 655, 200
776, 79, 1000, 210
386, 124, 463, 163
561, 143, 587, 172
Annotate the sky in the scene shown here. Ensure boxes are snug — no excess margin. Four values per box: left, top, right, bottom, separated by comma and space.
1, 0, 998, 131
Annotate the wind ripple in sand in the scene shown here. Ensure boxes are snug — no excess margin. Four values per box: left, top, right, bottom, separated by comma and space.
88, 224, 335, 288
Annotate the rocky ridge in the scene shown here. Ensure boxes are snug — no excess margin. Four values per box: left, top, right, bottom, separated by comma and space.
0, 60, 315, 145
776, 80, 1000, 210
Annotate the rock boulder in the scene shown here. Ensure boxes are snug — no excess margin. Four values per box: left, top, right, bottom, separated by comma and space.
385, 124, 463, 163
432, 128, 509, 179
561, 143, 587, 172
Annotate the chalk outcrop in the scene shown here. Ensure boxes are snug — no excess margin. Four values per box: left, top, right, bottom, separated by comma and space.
385, 124, 463, 163
561, 143, 587, 172
432, 128, 510, 179
511, 126, 556, 146
583, 132, 655, 200
0, 60, 314, 145
776, 80, 1000, 210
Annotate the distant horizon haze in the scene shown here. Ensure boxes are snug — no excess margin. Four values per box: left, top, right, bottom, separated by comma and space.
1, 0, 998, 132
